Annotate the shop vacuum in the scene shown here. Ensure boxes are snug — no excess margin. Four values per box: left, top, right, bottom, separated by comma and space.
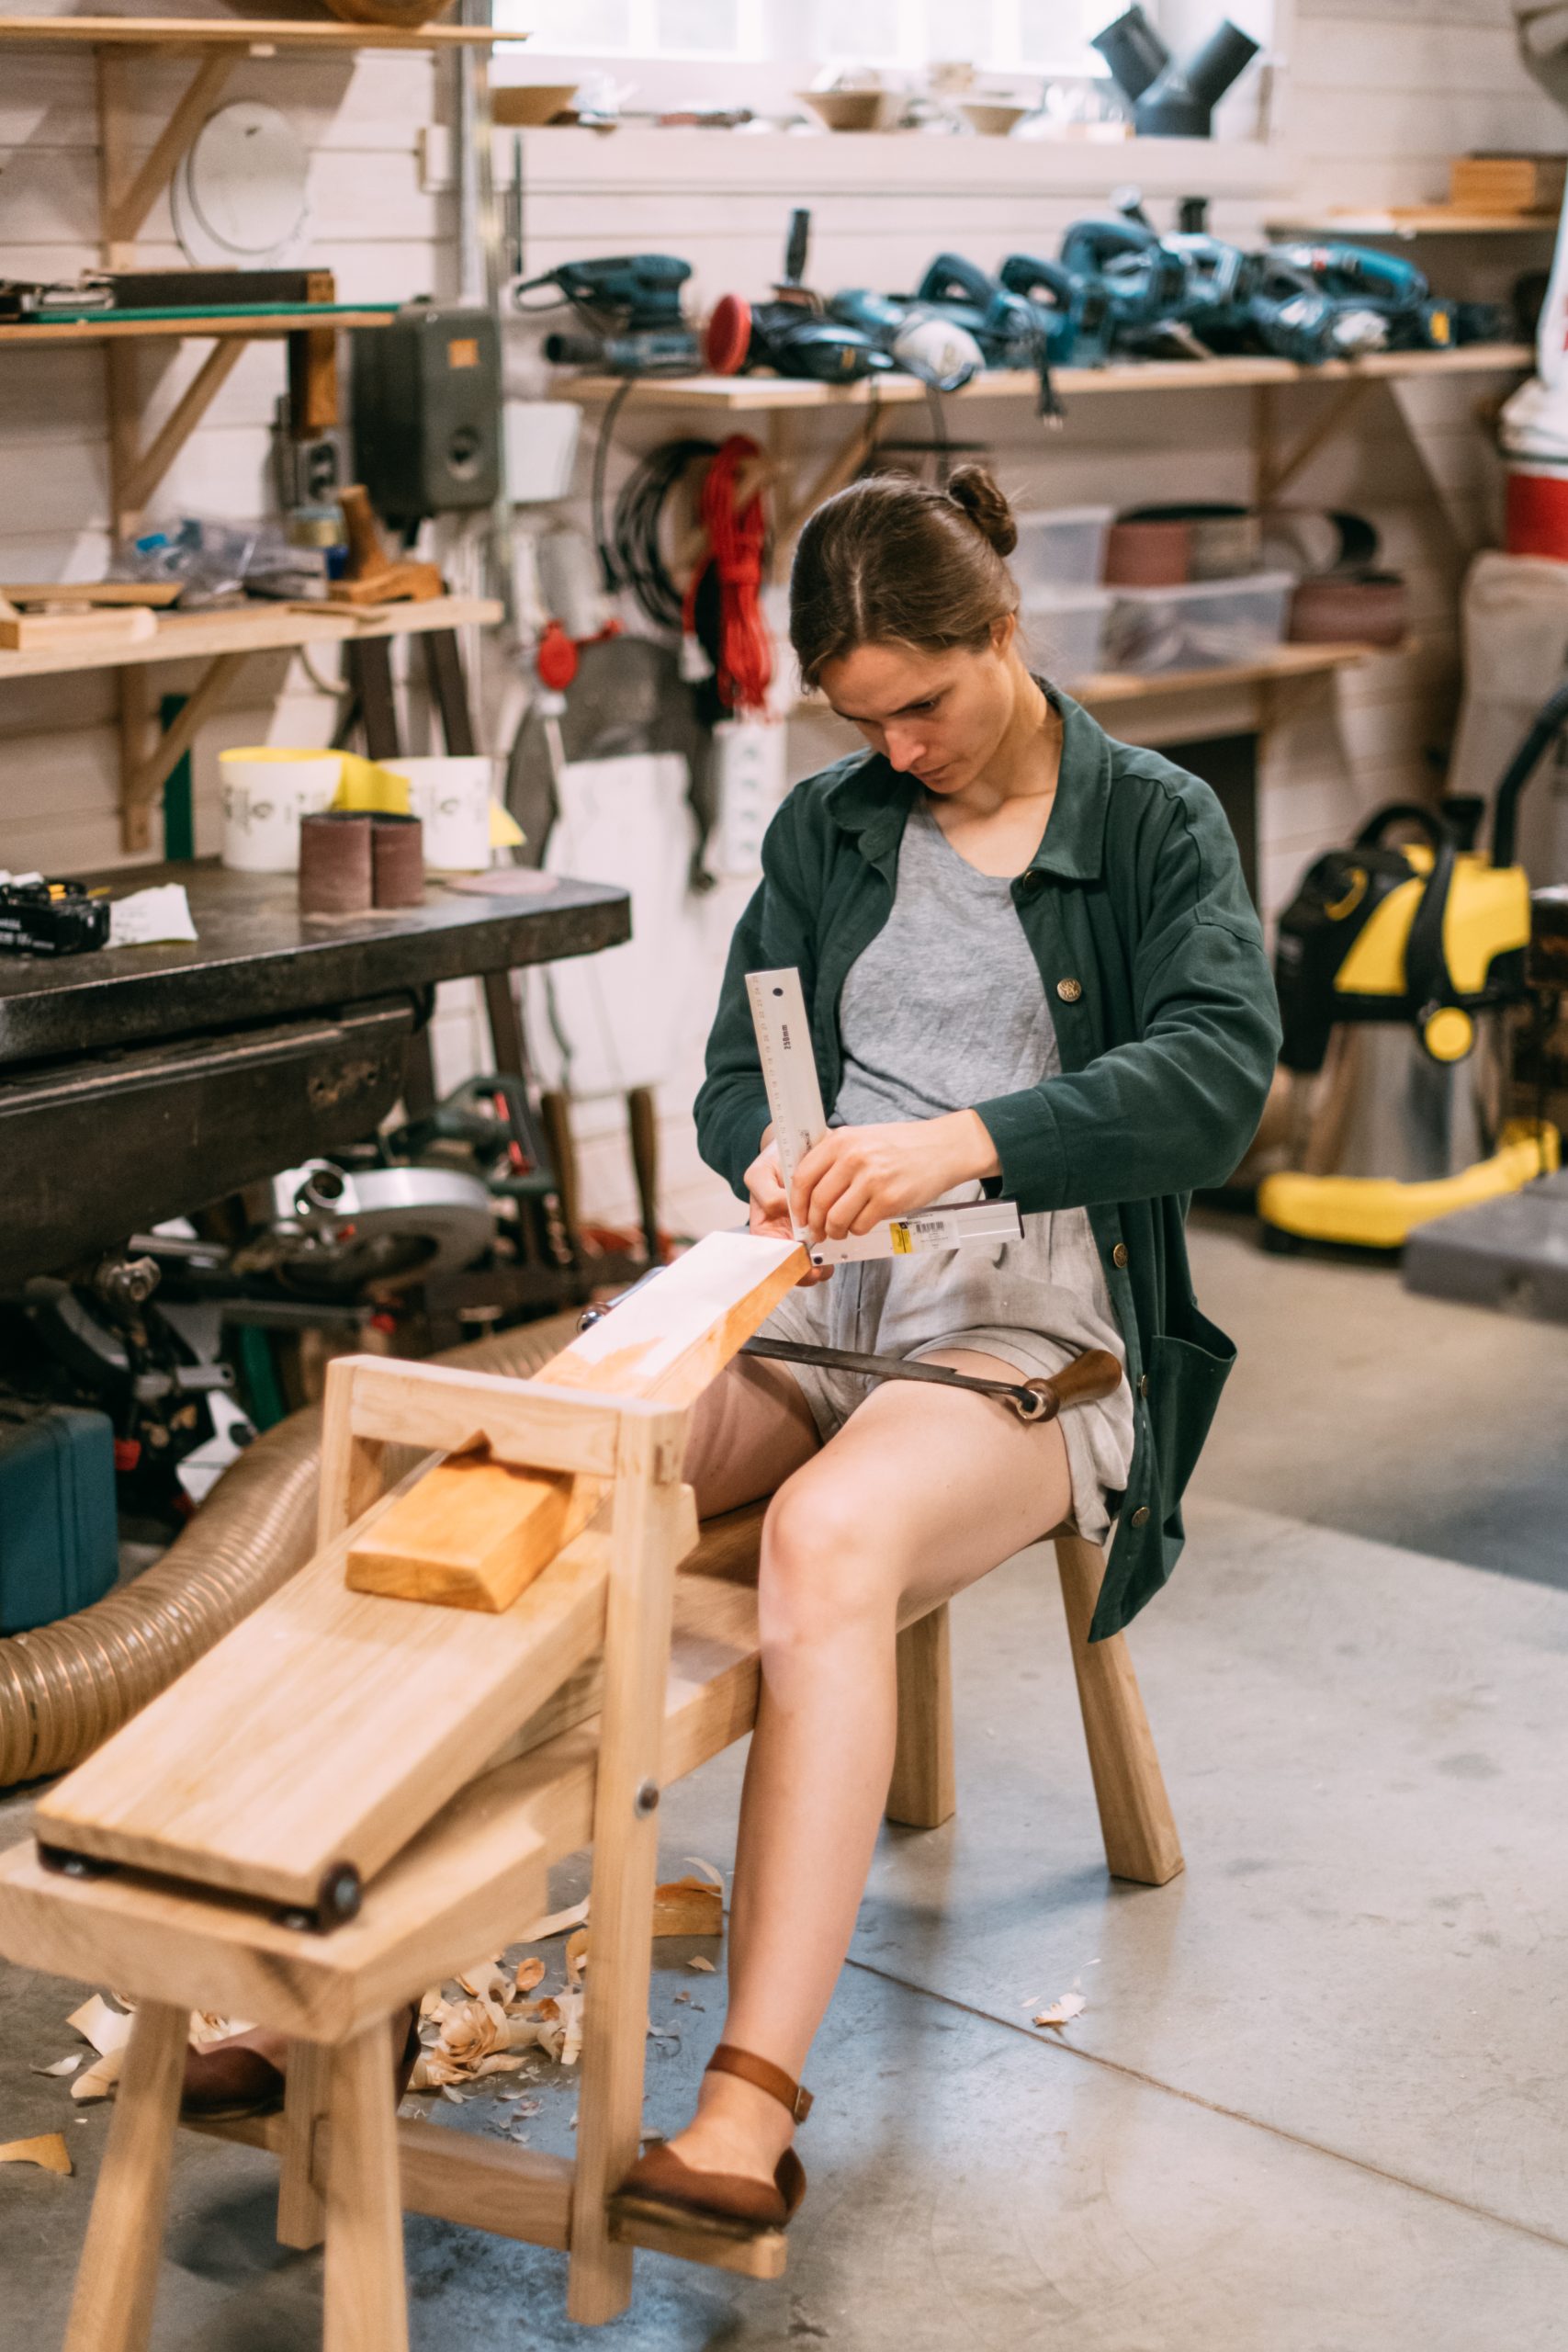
1257, 687, 1566, 1250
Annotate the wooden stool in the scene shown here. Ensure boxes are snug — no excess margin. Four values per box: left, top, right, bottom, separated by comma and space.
886, 1531, 1183, 1885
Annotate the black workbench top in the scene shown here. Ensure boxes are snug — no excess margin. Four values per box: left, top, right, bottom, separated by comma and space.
0, 859, 631, 1069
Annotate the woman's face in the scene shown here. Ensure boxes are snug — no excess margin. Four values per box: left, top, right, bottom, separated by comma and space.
817, 621, 1018, 795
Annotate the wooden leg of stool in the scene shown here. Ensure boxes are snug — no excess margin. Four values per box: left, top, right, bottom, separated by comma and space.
276, 2040, 332, 2251
322, 2021, 409, 2352
1055, 1532, 1183, 1887
63, 2000, 187, 2352
886, 1602, 956, 1828
568, 1421, 686, 2325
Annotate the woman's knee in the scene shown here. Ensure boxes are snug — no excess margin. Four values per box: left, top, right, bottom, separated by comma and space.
758, 1476, 901, 1654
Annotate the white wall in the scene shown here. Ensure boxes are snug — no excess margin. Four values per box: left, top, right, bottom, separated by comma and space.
0, 0, 1557, 1239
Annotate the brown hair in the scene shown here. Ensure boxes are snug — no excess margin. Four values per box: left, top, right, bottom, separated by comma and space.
789, 463, 1020, 690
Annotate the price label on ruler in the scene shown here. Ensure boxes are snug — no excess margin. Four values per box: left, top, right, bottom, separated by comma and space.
745, 967, 1022, 1266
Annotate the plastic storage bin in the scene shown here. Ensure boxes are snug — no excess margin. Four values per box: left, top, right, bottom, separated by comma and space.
1021, 588, 1110, 686
0, 1399, 118, 1634
1102, 571, 1293, 673
1010, 505, 1113, 595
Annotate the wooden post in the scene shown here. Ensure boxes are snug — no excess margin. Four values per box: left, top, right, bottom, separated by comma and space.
323, 2021, 410, 2352
886, 1603, 956, 1829
276, 2039, 333, 2251
568, 1408, 688, 2324
62, 2001, 187, 2352
1054, 1533, 1183, 1887
317, 1358, 389, 1549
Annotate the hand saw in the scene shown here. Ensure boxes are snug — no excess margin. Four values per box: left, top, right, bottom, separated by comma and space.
745, 967, 1023, 1266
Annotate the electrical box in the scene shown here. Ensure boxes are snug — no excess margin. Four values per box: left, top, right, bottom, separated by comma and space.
350, 302, 502, 527
0, 1400, 118, 1634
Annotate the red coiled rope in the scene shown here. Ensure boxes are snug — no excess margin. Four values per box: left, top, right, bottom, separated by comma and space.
683, 433, 773, 714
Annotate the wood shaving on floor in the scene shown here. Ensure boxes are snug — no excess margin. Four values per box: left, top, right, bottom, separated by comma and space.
0, 2133, 73, 2176
1032, 1993, 1087, 2030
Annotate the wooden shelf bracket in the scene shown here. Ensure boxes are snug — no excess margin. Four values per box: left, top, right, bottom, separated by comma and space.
96, 46, 237, 269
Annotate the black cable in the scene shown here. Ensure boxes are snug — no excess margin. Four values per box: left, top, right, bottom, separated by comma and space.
590, 378, 634, 593
611, 435, 720, 628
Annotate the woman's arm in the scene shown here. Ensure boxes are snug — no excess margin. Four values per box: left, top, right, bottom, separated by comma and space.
974, 778, 1281, 1214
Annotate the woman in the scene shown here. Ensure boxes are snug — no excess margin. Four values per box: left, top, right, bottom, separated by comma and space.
620, 464, 1280, 2229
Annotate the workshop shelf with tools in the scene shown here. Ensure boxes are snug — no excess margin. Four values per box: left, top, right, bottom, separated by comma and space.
6, 11, 1568, 2352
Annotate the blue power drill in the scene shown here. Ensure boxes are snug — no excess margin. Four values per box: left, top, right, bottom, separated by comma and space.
515, 254, 702, 374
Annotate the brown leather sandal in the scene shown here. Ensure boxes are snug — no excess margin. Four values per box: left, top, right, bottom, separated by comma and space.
180, 2005, 422, 2123
615, 2043, 811, 2230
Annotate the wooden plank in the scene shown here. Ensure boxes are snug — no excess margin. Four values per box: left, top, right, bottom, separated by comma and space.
32, 1465, 614, 1913
1055, 1533, 1184, 1888
886, 1603, 957, 1830
62, 2002, 186, 2352
0, 311, 399, 345
0, 15, 499, 48
0, 1535, 762, 2043
322, 2023, 410, 2352
347, 1231, 805, 1609
0, 582, 180, 606
570, 1421, 685, 2323
0, 594, 502, 685
0, 603, 154, 652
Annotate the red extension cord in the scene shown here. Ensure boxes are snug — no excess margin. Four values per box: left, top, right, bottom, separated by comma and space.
683, 434, 773, 714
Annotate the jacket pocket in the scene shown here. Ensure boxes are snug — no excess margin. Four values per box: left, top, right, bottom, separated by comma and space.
1145, 1307, 1235, 1521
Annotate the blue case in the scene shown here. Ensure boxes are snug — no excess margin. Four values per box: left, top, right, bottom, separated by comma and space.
0, 1400, 119, 1634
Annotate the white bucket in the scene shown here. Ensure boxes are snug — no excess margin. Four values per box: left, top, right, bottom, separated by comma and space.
220, 749, 342, 872
381, 755, 496, 872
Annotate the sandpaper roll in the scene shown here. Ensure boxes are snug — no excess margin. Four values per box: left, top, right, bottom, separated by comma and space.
298, 810, 372, 915
371, 811, 424, 908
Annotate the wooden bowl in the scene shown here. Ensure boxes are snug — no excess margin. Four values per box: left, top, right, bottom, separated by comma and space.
958, 99, 1032, 137
321, 0, 456, 26
795, 88, 887, 132
492, 85, 580, 127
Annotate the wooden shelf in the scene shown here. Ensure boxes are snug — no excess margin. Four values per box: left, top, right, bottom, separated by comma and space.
0, 594, 502, 686
795, 640, 1391, 725
0, 14, 498, 50
1268, 209, 1557, 239
558, 344, 1533, 413
0, 307, 398, 347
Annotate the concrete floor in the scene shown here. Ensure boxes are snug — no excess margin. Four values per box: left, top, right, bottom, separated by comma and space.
3, 1215, 1566, 2348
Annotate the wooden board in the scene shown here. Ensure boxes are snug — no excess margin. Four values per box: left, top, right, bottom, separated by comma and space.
0, 16, 499, 49
347, 1230, 806, 1609
33, 1237, 801, 1909
0, 594, 502, 685
0, 1512, 769, 2042
1, 583, 180, 607
0, 605, 155, 652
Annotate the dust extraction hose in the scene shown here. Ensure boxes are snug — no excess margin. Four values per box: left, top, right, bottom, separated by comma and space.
0, 1312, 582, 1789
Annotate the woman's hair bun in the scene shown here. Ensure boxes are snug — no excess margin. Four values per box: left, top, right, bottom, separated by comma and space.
945, 463, 1017, 558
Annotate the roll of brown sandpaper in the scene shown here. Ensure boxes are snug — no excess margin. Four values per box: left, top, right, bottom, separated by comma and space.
371, 811, 425, 907
298, 810, 372, 915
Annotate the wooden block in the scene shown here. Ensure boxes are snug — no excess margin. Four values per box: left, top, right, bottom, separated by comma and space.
344, 1452, 576, 1611
0, 582, 179, 607
347, 1232, 804, 1610
0, 603, 156, 651
1055, 1532, 1183, 1888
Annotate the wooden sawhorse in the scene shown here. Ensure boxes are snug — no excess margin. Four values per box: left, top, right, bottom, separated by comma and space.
0, 1344, 1179, 2346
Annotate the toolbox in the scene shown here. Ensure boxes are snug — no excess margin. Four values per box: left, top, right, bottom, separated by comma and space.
0, 1399, 118, 1634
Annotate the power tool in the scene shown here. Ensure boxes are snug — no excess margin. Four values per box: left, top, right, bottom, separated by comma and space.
997, 253, 1116, 368
1247, 252, 1393, 364
899, 254, 1060, 416
516, 254, 701, 376
0, 875, 110, 958
706, 210, 890, 384
1258, 688, 1566, 1250
1057, 214, 1191, 349
1268, 240, 1455, 351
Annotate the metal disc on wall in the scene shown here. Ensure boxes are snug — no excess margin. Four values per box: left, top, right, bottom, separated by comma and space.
171, 102, 310, 271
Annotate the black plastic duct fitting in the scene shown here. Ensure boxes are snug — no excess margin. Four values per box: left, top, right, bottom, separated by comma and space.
1092, 6, 1261, 138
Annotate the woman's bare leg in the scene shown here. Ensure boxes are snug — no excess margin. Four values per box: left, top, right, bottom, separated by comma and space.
659, 1350, 1076, 2186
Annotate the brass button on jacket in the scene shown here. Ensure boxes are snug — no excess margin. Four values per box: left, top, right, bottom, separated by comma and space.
1019, 867, 1045, 897
1131, 1505, 1151, 1528
1056, 977, 1083, 1003
1111, 1242, 1129, 1269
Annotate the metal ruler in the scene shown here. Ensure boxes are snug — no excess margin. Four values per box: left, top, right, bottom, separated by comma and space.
745, 967, 1022, 1267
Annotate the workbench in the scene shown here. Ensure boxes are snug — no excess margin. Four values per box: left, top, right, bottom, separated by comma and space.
0, 860, 629, 1289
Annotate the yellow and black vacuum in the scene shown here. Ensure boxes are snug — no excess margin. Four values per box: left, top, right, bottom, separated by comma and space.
1258, 684, 1565, 1250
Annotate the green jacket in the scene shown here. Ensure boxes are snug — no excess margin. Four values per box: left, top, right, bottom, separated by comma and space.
695, 690, 1282, 1639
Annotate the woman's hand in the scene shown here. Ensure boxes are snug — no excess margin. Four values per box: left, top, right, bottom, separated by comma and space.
742, 1129, 834, 1283
790, 1110, 1000, 1243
